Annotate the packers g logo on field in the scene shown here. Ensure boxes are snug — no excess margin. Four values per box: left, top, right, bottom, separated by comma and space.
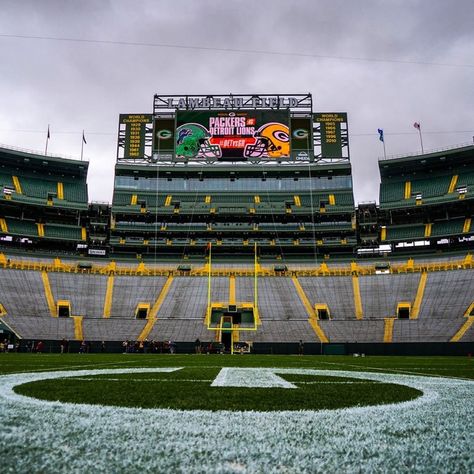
10, 367, 422, 412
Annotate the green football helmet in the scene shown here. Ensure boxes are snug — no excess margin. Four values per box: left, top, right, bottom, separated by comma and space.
175, 123, 221, 159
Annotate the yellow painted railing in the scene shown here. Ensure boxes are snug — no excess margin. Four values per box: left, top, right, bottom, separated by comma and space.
137, 317, 156, 342
383, 318, 395, 342
0, 254, 472, 278
72, 316, 83, 340
138, 276, 174, 341
292, 276, 328, 343
352, 275, 363, 319
36, 223, 45, 237
229, 275, 236, 305
448, 175, 458, 193
450, 316, 474, 342
463, 218, 471, 234
149, 275, 174, 319
41, 271, 56, 317
12, 176, 22, 194
411, 272, 427, 319
0, 218, 8, 233
308, 318, 329, 343
424, 223, 432, 238
404, 181, 411, 199
103, 275, 114, 318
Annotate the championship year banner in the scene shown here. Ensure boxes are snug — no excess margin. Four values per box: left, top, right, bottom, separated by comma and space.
175, 110, 290, 161
119, 114, 152, 159
313, 113, 347, 158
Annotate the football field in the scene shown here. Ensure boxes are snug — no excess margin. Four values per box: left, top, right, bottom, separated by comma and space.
0, 354, 473, 472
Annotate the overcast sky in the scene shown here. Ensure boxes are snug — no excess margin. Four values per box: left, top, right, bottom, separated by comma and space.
1, 0, 473, 204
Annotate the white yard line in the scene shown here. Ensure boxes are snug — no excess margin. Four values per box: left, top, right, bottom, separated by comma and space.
5, 359, 143, 374
316, 359, 474, 381
69, 377, 213, 382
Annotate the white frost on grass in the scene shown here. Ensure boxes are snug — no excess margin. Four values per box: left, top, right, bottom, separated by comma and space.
0, 367, 473, 473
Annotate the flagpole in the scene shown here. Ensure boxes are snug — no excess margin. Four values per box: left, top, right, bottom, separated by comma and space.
382, 138, 387, 159
414, 122, 424, 154
81, 130, 86, 161
45, 124, 50, 155
418, 125, 424, 154
81, 130, 84, 161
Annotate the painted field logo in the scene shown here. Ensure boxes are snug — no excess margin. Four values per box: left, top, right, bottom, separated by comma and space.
212, 368, 297, 388
9, 367, 423, 412
1, 367, 472, 472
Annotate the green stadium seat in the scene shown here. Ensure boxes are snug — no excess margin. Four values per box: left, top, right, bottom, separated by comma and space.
43, 224, 83, 241
18, 176, 57, 199
385, 224, 426, 241
411, 175, 451, 198
5, 218, 38, 237
431, 219, 466, 237
380, 181, 405, 204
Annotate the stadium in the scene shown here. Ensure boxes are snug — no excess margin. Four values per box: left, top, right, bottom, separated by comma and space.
0, 93, 473, 472
0, 93, 473, 353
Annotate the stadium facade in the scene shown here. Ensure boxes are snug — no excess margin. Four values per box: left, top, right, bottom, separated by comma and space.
0, 93, 473, 353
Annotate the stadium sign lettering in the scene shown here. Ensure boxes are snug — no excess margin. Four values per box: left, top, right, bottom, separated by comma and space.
167, 96, 299, 110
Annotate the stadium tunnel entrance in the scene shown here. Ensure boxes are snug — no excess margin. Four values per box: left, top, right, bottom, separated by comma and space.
208, 305, 258, 354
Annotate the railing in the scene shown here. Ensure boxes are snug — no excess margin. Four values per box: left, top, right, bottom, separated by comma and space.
0, 254, 471, 277
0, 143, 87, 162
379, 142, 474, 162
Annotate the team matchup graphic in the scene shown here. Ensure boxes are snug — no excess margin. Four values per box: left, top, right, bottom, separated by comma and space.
175, 110, 290, 160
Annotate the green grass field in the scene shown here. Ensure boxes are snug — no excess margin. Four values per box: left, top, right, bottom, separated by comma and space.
2, 353, 472, 410
1, 354, 473, 473
1, 353, 472, 378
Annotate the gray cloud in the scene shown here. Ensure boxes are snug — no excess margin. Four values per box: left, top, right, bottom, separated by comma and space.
0, 0, 473, 204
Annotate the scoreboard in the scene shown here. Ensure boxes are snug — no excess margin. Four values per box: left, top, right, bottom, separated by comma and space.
172, 110, 290, 161
116, 95, 349, 163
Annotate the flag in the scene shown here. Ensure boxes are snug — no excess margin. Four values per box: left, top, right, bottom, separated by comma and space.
377, 128, 384, 142
47, 125, 50, 139
82, 131, 87, 144
413, 122, 420, 130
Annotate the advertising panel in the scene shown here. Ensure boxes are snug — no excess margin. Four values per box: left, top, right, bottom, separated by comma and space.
290, 117, 313, 160
152, 118, 175, 154
175, 110, 290, 161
